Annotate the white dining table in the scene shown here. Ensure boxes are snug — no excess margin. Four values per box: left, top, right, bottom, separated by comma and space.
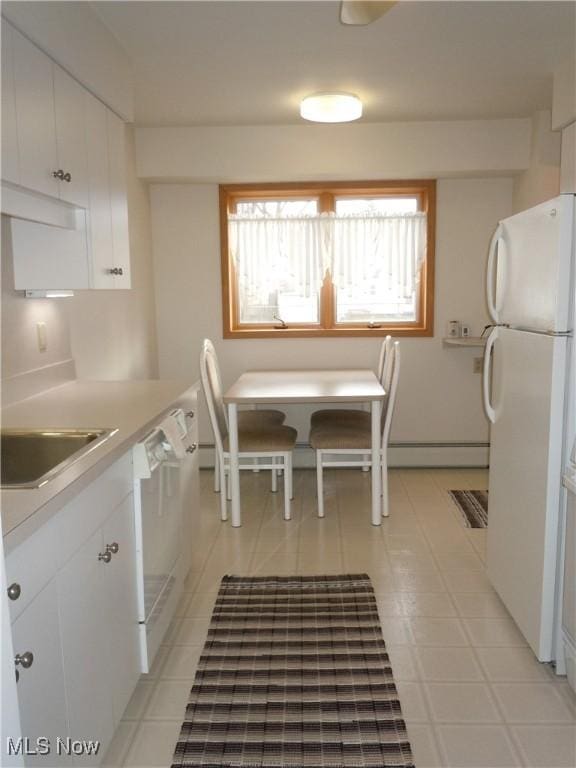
223, 369, 386, 528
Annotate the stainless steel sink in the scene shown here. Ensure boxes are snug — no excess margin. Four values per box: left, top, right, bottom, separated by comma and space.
1, 428, 118, 489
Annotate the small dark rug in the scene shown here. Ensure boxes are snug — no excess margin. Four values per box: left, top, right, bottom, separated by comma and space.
172, 574, 414, 768
449, 490, 488, 529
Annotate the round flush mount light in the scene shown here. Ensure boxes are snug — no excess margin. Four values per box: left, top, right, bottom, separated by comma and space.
300, 92, 362, 123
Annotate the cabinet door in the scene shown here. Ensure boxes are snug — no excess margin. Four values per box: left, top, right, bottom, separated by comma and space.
181, 402, 199, 577
12, 29, 58, 198
106, 110, 131, 288
11, 581, 70, 766
53, 67, 89, 208
2, 22, 20, 185
101, 495, 141, 725
57, 529, 114, 762
85, 93, 114, 289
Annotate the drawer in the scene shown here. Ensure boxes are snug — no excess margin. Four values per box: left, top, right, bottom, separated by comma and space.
5, 517, 59, 622
55, 450, 133, 568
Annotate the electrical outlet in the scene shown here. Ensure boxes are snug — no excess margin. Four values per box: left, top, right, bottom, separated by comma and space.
36, 322, 47, 352
473, 357, 483, 374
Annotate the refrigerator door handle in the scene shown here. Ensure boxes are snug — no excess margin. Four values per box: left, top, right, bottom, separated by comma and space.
483, 327, 498, 424
487, 224, 504, 323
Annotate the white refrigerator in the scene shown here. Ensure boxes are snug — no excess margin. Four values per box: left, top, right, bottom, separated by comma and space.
483, 193, 575, 666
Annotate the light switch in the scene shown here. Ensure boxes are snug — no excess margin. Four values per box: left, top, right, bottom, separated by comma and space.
36, 322, 47, 352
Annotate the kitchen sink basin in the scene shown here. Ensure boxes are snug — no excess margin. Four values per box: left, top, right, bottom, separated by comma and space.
1, 428, 118, 489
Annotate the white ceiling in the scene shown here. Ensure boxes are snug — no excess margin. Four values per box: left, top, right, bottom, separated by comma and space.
92, 0, 575, 126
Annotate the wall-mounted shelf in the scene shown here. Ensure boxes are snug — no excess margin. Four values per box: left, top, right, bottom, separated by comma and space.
443, 336, 487, 347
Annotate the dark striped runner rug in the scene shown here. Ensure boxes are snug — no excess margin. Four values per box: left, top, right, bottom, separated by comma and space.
172, 574, 414, 768
449, 490, 488, 529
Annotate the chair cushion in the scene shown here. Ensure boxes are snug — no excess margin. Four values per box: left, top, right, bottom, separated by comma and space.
238, 409, 286, 429
309, 423, 371, 450
224, 425, 297, 452
310, 409, 370, 429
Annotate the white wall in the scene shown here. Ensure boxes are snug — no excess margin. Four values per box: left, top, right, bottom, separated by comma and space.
1, 2, 134, 120
136, 119, 531, 182
513, 111, 561, 213
150, 177, 513, 466
1, 127, 158, 399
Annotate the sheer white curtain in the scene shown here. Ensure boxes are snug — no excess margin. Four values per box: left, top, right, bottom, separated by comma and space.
228, 214, 329, 321
331, 212, 427, 298
228, 211, 426, 321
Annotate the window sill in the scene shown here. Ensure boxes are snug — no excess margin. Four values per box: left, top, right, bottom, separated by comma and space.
224, 326, 434, 339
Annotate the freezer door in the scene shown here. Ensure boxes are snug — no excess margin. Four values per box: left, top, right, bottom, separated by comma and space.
487, 195, 574, 332
487, 328, 567, 660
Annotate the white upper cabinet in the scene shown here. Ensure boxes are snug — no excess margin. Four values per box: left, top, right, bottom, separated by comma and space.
107, 110, 131, 288
53, 67, 90, 208
12, 27, 59, 198
85, 93, 114, 287
2, 23, 20, 185
2, 21, 131, 290
86, 94, 131, 289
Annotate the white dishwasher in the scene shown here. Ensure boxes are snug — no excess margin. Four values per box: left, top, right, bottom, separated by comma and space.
562, 438, 576, 694
133, 410, 187, 672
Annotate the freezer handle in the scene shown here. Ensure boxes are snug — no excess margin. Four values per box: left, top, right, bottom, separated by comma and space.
482, 327, 498, 424
486, 224, 504, 323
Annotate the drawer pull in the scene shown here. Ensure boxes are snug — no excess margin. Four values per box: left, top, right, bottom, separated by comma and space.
7, 582, 21, 601
185, 411, 195, 419
108, 267, 124, 276
98, 551, 112, 564
106, 542, 119, 555
15, 651, 34, 669
186, 444, 197, 454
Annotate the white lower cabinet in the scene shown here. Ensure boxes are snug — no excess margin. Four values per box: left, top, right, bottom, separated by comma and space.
101, 495, 141, 724
11, 581, 70, 767
57, 527, 115, 765
6, 452, 141, 767
58, 493, 139, 764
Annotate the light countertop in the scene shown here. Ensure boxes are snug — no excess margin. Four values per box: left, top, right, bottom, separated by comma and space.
2, 379, 198, 547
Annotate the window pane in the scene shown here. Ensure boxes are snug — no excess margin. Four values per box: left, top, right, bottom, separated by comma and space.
236, 199, 318, 217
336, 286, 418, 324
231, 201, 323, 325
335, 197, 418, 215
240, 292, 319, 324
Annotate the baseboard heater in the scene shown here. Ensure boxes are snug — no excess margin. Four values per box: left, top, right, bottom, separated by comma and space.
199, 441, 489, 469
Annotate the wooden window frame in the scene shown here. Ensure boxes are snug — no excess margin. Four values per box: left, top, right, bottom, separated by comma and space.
220, 180, 436, 339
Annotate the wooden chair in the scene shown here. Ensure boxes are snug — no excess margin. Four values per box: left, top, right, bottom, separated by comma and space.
309, 341, 400, 519
200, 339, 297, 522
200, 340, 286, 493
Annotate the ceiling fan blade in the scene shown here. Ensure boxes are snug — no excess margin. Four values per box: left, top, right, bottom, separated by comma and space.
340, 1, 398, 26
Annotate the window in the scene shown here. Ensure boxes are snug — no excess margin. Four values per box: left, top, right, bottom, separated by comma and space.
220, 180, 436, 338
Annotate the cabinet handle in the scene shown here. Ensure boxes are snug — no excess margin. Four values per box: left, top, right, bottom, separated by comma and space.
106, 542, 119, 555
98, 551, 112, 563
52, 170, 72, 182
108, 267, 124, 276
15, 652, 34, 669
185, 411, 195, 419
186, 444, 197, 454
7, 582, 21, 601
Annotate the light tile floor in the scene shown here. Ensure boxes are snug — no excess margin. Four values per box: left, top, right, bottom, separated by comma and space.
103, 468, 576, 768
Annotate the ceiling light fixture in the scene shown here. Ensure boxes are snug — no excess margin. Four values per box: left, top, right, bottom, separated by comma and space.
300, 92, 362, 123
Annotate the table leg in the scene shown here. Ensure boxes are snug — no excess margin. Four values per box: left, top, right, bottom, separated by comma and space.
228, 402, 241, 527
371, 400, 382, 526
